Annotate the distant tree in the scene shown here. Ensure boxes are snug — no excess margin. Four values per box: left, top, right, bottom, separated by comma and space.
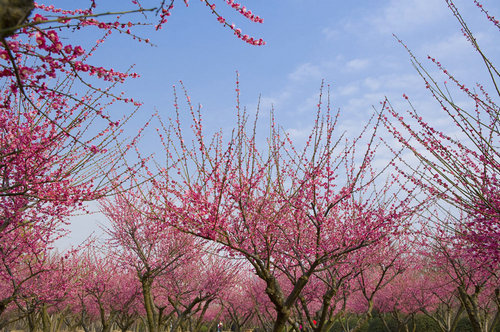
101, 190, 202, 332
422, 219, 499, 332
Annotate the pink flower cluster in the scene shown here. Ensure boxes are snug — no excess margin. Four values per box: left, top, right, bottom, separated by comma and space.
202, 0, 266, 45
224, 0, 264, 23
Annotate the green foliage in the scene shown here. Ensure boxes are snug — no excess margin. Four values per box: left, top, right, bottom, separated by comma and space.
326, 314, 448, 332
366, 316, 390, 332
412, 314, 441, 332
454, 316, 500, 332
327, 317, 370, 332
455, 317, 473, 332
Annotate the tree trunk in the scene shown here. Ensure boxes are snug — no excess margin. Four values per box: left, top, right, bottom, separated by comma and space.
273, 310, 290, 332
258, 267, 314, 332
26, 310, 37, 332
313, 288, 336, 332
457, 286, 482, 332
351, 299, 374, 332
141, 278, 158, 332
41, 304, 52, 332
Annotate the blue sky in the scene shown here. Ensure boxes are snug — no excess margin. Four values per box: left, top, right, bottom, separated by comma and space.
46, 0, 500, 249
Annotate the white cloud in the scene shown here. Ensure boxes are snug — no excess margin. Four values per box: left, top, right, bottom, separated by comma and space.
383, 73, 422, 91
421, 32, 471, 60
259, 89, 292, 110
346, 58, 371, 71
337, 83, 359, 96
370, 0, 448, 34
363, 77, 382, 91
322, 27, 339, 40
285, 126, 313, 144
343, 92, 385, 114
288, 62, 323, 82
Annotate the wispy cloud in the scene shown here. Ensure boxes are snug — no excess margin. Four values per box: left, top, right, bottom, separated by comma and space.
288, 62, 323, 82
322, 27, 339, 40
346, 58, 371, 71
369, 0, 448, 34
337, 83, 360, 96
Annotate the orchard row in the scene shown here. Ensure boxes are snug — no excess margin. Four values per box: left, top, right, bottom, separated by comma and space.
0, 226, 498, 332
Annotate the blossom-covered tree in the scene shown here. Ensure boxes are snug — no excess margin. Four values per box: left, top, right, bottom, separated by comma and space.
422, 218, 498, 332
381, 0, 499, 269
149, 81, 423, 331
379, 3, 499, 331
0, 2, 151, 320
341, 239, 411, 332
292, 263, 357, 332
101, 189, 203, 332
410, 256, 464, 332
0, 0, 259, 322
156, 253, 238, 331
0, 212, 64, 327
221, 269, 265, 332
74, 245, 143, 332
0, 0, 267, 230
0, 248, 73, 331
